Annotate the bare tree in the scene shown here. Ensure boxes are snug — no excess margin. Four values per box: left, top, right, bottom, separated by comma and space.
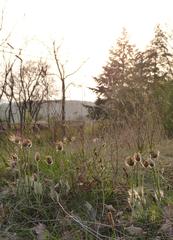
0, 8, 15, 130
4, 62, 15, 127
53, 41, 84, 137
4, 57, 54, 133
0, 8, 9, 102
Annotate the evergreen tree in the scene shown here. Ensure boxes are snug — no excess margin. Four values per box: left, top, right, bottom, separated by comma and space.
144, 25, 173, 135
88, 25, 173, 138
88, 28, 137, 119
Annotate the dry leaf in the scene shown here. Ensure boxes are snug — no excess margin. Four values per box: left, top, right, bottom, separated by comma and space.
0, 204, 5, 218
33, 223, 47, 240
105, 204, 116, 212
125, 225, 146, 236
154, 237, 161, 240
84, 201, 96, 220
163, 204, 173, 220
107, 211, 115, 228
61, 230, 79, 240
116, 211, 123, 218
158, 219, 173, 237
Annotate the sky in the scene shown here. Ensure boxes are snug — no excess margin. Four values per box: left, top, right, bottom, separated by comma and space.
1, 0, 173, 101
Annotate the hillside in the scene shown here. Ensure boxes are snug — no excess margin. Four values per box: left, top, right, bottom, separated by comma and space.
0, 100, 94, 122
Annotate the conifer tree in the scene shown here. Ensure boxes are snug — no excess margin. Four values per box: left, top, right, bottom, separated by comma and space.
89, 28, 137, 118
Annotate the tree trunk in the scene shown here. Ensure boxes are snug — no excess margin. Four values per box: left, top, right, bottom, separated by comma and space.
61, 78, 66, 138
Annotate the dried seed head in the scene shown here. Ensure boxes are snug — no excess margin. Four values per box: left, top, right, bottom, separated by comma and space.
8, 153, 18, 169
11, 160, 17, 169
102, 143, 106, 148
63, 137, 68, 144
160, 190, 164, 198
15, 137, 22, 144
56, 141, 64, 151
92, 138, 99, 143
93, 148, 98, 157
32, 173, 38, 181
46, 155, 53, 165
9, 134, 16, 143
9, 134, 22, 144
149, 160, 155, 168
21, 139, 32, 148
141, 160, 149, 168
71, 136, 76, 142
11, 153, 18, 161
125, 156, 136, 167
134, 152, 142, 162
34, 152, 40, 161
150, 150, 160, 159
154, 189, 164, 201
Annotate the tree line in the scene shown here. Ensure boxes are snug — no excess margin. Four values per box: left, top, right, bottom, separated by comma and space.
86, 25, 173, 139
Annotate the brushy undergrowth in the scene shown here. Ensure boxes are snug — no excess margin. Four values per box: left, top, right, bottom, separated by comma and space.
0, 129, 173, 240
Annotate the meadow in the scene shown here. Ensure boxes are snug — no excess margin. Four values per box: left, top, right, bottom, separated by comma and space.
0, 121, 173, 240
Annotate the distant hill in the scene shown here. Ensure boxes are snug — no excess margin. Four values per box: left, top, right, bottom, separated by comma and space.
0, 100, 95, 122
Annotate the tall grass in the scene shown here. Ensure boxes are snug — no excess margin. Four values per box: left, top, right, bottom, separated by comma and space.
0, 125, 173, 239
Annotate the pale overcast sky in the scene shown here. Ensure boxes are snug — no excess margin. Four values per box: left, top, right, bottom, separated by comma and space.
1, 0, 173, 101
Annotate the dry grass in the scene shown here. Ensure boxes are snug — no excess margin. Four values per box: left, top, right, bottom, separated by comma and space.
0, 127, 173, 239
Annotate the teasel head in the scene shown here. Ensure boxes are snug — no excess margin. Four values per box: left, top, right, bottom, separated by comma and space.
149, 150, 160, 159
56, 141, 64, 151
11, 153, 18, 161
92, 137, 99, 143
21, 138, 32, 148
70, 136, 76, 142
99, 157, 103, 163
15, 136, 22, 144
63, 137, 68, 144
134, 152, 142, 162
159, 190, 164, 198
161, 168, 164, 175
93, 148, 98, 157
32, 173, 38, 181
125, 156, 136, 167
9, 134, 15, 143
102, 143, 106, 148
11, 160, 17, 169
8, 153, 18, 169
46, 155, 53, 165
141, 159, 149, 168
34, 152, 40, 162
154, 189, 164, 201
149, 160, 155, 168
9, 134, 22, 144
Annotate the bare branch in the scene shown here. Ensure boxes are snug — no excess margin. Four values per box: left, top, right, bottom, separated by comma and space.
0, 8, 4, 31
